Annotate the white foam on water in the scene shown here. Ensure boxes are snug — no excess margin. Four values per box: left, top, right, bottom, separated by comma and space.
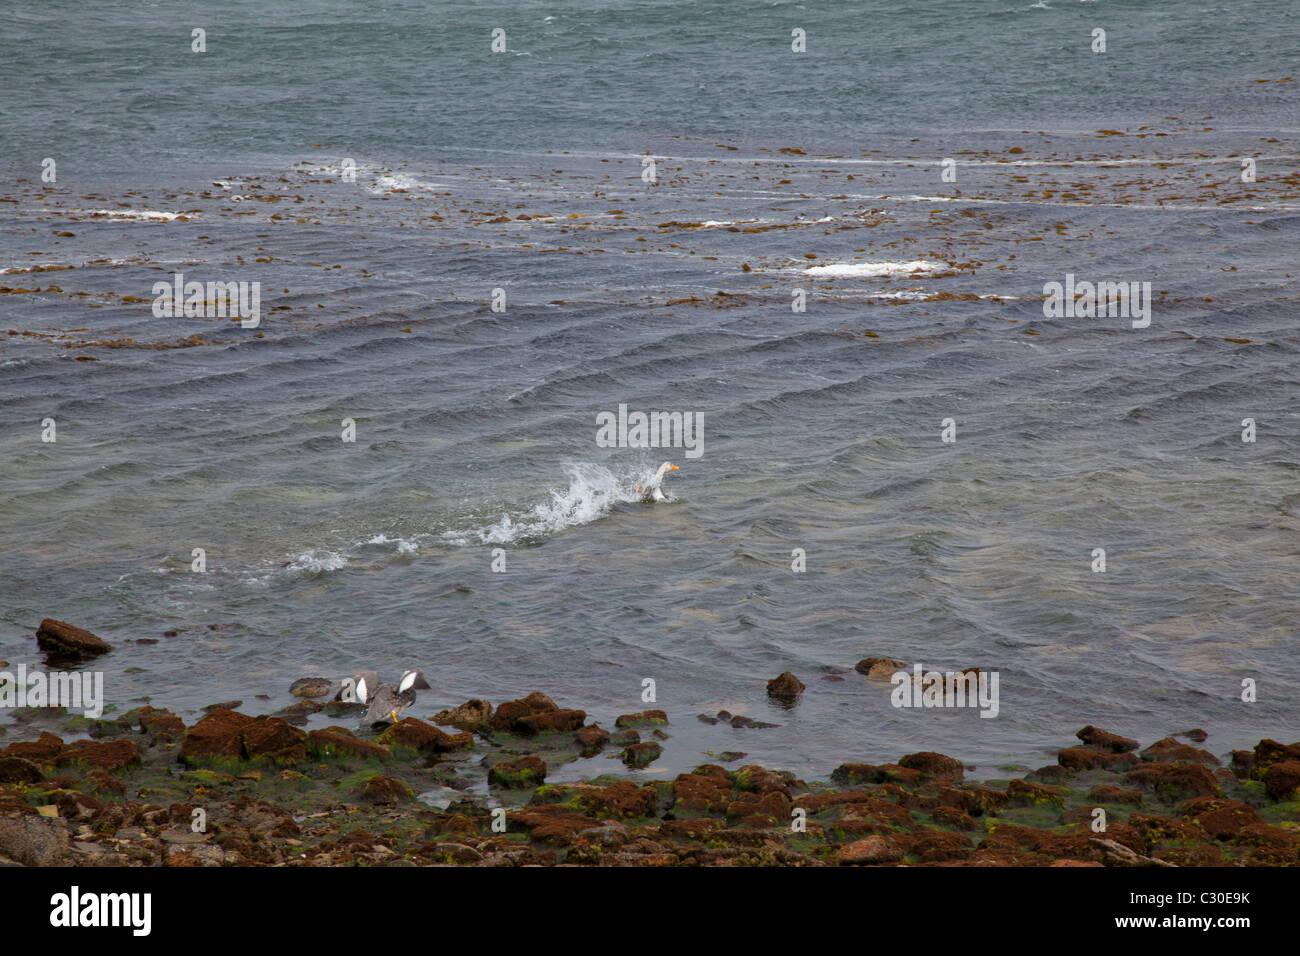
364, 533, 419, 554
285, 549, 348, 573
803, 259, 948, 277
83, 209, 191, 221
441, 462, 668, 546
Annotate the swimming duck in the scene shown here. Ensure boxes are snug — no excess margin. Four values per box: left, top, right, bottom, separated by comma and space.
634, 461, 679, 502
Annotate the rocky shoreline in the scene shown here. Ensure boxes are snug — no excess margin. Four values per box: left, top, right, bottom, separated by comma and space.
1, 684, 1298, 867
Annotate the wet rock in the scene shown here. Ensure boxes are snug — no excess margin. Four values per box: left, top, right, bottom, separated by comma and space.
0, 814, 69, 865
610, 729, 640, 747
511, 806, 594, 845
86, 768, 126, 797
1253, 739, 1300, 775
2, 731, 64, 762
574, 723, 610, 757
360, 775, 414, 805
1027, 765, 1069, 784
202, 700, 243, 713
729, 715, 777, 729
1178, 728, 1208, 743
717, 751, 747, 763
425, 842, 482, 864
306, 727, 391, 761
931, 806, 977, 829
696, 714, 719, 725
614, 710, 667, 728
288, 677, 338, 699
1124, 762, 1221, 799
766, 670, 805, 702
908, 829, 974, 863
833, 835, 904, 865
1229, 750, 1255, 777
323, 701, 367, 718
1057, 747, 1139, 771
132, 706, 187, 743
433, 698, 493, 732
179, 708, 252, 764
1007, 779, 1066, 808
272, 699, 323, 723
1263, 760, 1300, 801
35, 618, 112, 658
0, 756, 43, 783
854, 657, 907, 679
379, 717, 473, 754
898, 751, 964, 782
1076, 725, 1139, 753
1087, 784, 1143, 805
622, 742, 662, 768
577, 781, 658, 818
830, 763, 923, 787
671, 773, 733, 814
488, 755, 546, 788
491, 693, 583, 735
517, 709, 587, 735
241, 716, 308, 762
1140, 736, 1219, 766
56, 739, 141, 772
1179, 797, 1262, 839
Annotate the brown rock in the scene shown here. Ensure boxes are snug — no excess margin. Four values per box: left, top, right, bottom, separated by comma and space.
517, 709, 587, 735
1007, 779, 1066, 807
1253, 739, 1300, 774
306, 727, 390, 761
359, 775, 413, 805
830, 762, 924, 787
2, 731, 64, 762
621, 742, 662, 768
133, 706, 187, 742
1058, 747, 1139, 771
574, 723, 610, 756
1124, 762, 1220, 799
241, 716, 308, 762
179, 708, 253, 764
1076, 725, 1139, 753
512, 806, 594, 845
432, 698, 492, 732
0, 756, 43, 783
833, 835, 904, 865
35, 618, 111, 658
614, 710, 667, 728
854, 657, 907, 678
488, 755, 547, 788
1087, 784, 1143, 805
898, 751, 964, 782
1179, 797, 1263, 839
378, 717, 472, 753
671, 773, 732, 813
56, 739, 141, 772
1263, 760, 1300, 801
576, 781, 658, 818
1140, 736, 1219, 766
766, 670, 805, 701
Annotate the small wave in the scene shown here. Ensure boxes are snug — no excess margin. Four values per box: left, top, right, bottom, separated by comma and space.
81, 209, 192, 221
285, 549, 348, 572
442, 462, 668, 546
804, 259, 947, 278
364, 533, 419, 554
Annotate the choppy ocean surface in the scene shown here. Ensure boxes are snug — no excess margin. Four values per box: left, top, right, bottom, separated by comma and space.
1, 0, 1298, 777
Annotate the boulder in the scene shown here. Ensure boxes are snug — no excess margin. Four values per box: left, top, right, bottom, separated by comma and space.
179, 708, 252, 764
1140, 736, 1219, 766
241, 716, 307, 762
1263, 760, 1300, 801
433, 698, 493, 732
0, 814, 69, 866
488, 755, 546, 788
35, 618, 111, 658
0, 756, 43, 783
898, 751, 964, 782
833, 835, 904, 865
378, 717, 472, 753
766, 671, 805, 702
621, 742, 662, 768
55, 739, 141, 772
1058, 747, 1139, 771
574, 724, 610, 757
854, 657, 907, 679
2, 731, 64, 762
1076, 725, 1139, 753
306, 728, 390, 761
1124, 762, 1220, 799
614, 710, 668, 728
